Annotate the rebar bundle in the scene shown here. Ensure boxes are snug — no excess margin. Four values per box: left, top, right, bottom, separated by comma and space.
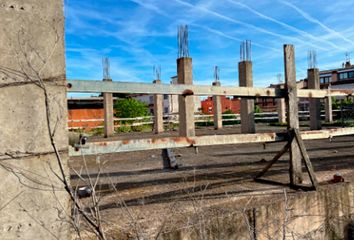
240, 40, 252, 62
178, 25, 190, 58
102, 57, 111, 80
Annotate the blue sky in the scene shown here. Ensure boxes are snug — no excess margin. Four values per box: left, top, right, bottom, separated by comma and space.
65, 0, 354, 89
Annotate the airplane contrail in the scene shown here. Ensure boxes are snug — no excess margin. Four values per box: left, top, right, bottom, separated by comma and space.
279, 0, 354, 46
130, 0, 280, 52
173, 0, 325, 51
226, 0, 343, 51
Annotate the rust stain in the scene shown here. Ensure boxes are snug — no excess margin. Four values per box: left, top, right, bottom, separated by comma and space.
255, 93, 261, 97
98, 142, 108, 146
309, 92, 313, 98
122, 140, 130, 145
266, 90, 270, 96
182, 89, 194, 96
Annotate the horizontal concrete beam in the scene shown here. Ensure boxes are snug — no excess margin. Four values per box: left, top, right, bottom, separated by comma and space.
67, 80, 354, 98
67, 80, 285, 98
69, 127, 354, 156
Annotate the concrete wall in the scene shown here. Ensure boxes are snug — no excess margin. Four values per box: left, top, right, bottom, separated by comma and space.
161, 183, 354, 240
0, 0, 70, 239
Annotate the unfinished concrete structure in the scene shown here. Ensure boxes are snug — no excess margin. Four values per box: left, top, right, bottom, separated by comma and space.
239, 61, 255, 133
0, 0, 70, 239
308, 68, 322, 130
103, 79, 114, 138
153, 79, 164, 134
212, 81, 222, 129
239, 41, 255, 133
325, 90, 334, 123
177, 57, 195, 137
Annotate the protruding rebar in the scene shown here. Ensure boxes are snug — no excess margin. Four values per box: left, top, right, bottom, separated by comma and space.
153, 65, 161, 80
240, 40, 252, 62
307, 50, 317, 69
178, 25, 190, 58
214, 66, 220, 83
102, 57, 111, 80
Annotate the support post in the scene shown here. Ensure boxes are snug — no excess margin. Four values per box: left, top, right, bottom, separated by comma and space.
103, 79, 114, 138
153, 80, 164, 134
212, 81, 223, 129
308, 68, 321, 130
239, 61, 255, 133
284, 44, 303, 185
177, 57, 195, 137
277, 89, 286, 124
325, 90, 333, 123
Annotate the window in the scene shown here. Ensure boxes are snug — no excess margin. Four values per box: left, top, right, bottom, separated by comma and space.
149, 96, 154, 103
163, 94, 168, 100
164, 107, 169, 114
348, 71, 354, 78
320, 77, 331, 84
339, 72, 348, 80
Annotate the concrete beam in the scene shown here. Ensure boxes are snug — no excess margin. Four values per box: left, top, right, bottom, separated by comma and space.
284, 44, 303, 185
239, 61, 255, 133
67, 79, 354, 98
308, 68, 321, 130
68, 127, 354, 156
103, 79, 114, 138
212, 81, 222, 129
153, 80, 164, 134
177, 57, 195, 137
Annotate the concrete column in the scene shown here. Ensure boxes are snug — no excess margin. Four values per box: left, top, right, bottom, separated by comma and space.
308, 68, 321, 130
212, 81, 222, 129
238, 61, 255, 133
277, 98, 286, 124
284, 44, 303, 185
103, 79, 114, 138
325, 96, 333, 123
0, 0, 70, 238
177, 57, 195, 137
153, 80, 164, 134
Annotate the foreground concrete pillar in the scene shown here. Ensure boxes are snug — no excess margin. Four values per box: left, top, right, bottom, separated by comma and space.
238, 61, 255, 133
284, 44, 303, 185
0, 0, 70, 239
212, 81, 223, 129
103, 79, 114, 138
153, 80, 164, 134
177, 57, 195, 137
308, 68, 321, 130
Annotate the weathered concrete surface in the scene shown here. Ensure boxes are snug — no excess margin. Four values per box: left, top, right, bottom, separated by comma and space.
177, 57, 195, 137
103, 79, 114, 138
325, 96, 333, 123
162, 183, 354, 240
239, 61, 255, 134
154, 80, 164, 134
212, 81, 222, 130
0, 0, 70, 239
308, 68, 321, 130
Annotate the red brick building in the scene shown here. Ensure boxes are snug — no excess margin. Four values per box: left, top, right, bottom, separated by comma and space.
201, 96, 241, 114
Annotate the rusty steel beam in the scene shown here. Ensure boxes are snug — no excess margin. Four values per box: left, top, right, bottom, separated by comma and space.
68, 127, 354, 156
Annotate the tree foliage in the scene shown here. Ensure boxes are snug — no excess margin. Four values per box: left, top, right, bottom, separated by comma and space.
114, 98, 150, 118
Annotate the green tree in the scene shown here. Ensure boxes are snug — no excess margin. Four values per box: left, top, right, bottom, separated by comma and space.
114, 98, 150, 118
